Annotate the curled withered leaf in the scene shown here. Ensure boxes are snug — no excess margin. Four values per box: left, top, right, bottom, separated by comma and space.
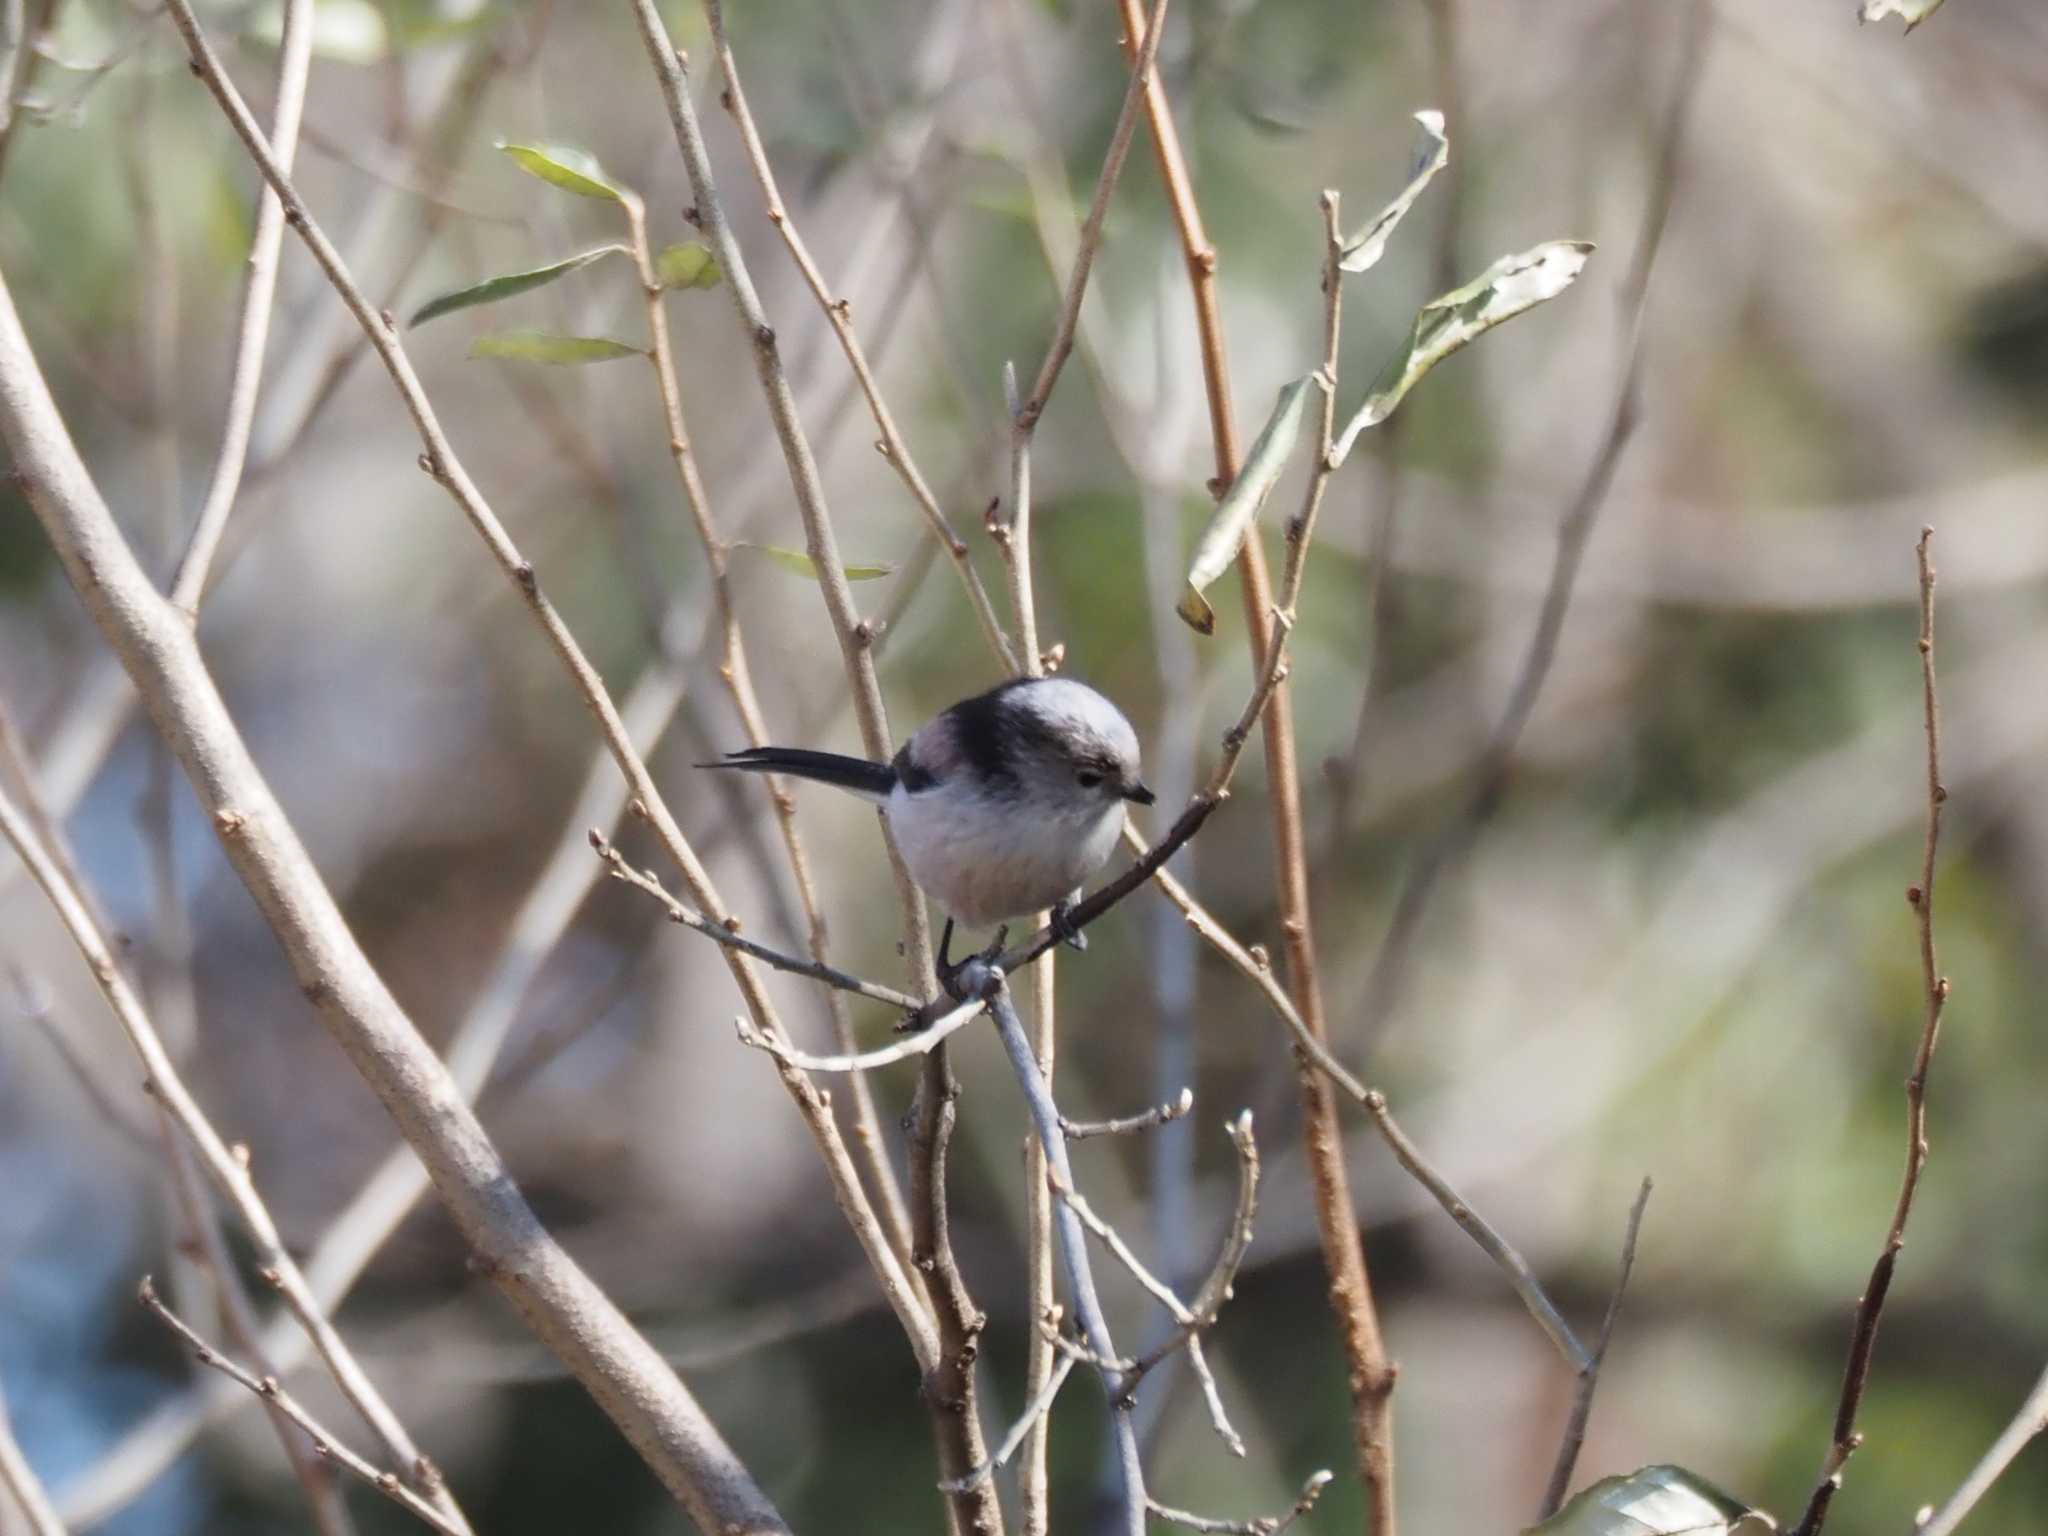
1338, 109, 1450, 276
1177, 374, 1324, 634
1331, 239, 1593, 467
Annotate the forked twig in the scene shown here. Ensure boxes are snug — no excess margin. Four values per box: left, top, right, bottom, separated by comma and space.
139, 1279, 464, 1536
1540, 1176, 1654, 1516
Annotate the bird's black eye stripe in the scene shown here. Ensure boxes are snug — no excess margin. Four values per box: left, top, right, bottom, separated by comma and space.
1076, 769, 1103, 788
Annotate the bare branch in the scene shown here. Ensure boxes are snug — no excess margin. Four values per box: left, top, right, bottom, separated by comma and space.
1146, 1470, 1335, 1535
700, 0, 1016, 671
0, 760, 468, 1531
1013, 0, 1173, 431
1541, 1176, 1654, 1517
630, 0, 936, 993
1275, 190, 1343, 619
167, 0, 312, 614
615, 183, 920, 1288
1064, 1088, 1194, 1141
138, 1279, 464, 1536
1915, 1362, 2048, 1536
151, 4, 939, 1492
56, 655, 699, 1526
1361, 0, 1712, 1049
938, 1352, 1078, 1495
594, 832, 923, 1014
0, 113, 787, 1536
734, 995, 987, 1074
985, 975, 1148, 1535
1791, 528, 1951, 1536
1107, 0, 1397, 1512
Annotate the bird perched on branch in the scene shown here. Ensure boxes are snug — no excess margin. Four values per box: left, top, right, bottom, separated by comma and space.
702, 677, 1153, 974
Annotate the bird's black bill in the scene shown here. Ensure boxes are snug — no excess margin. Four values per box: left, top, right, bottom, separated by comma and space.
1123, 781, 1156, 806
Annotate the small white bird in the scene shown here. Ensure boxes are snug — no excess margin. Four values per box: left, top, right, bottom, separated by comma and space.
703, 677, 1152, 968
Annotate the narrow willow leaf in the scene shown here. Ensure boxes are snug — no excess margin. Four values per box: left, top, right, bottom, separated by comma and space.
1177, 374, 1322, 634
1526, 1465, 1776, 1536
467, 331, 644, 365
1858, 0, 1947, 28
409, 245, 628, 328
1338, 109, 1449, 275
496, 140, 628, 202
248, 0, 387, 63
656, 242, 722, 291
1330, 239, 1593, 467
736, 543, 896, 582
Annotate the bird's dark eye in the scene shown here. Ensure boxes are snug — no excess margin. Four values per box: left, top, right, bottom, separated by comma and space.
1075, 770, 1104, 789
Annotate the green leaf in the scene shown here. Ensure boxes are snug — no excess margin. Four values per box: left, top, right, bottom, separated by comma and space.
735, 543, 896, 582
1177, 374, 1324, 634
496, 140, 629, 203
1339, 109, 1449, 275
247, 0, 387, 63
466, 331, 644, 365
1331, 239, 1593, 466
409, 245, 628, 328
655, 242, 722, 291
1526, 1466, 1775, 1536
1858, 0, 1947, 28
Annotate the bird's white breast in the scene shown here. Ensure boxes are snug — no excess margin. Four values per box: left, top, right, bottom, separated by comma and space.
886, 778, 1124, 929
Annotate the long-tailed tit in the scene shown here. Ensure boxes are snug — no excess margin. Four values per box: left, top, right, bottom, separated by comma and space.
703, 677, 1152, 966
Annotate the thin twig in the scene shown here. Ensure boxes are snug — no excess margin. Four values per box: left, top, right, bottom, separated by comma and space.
1116, 1111, 1262, 1459
989, 0, 1174, 1495
168, 0, 312, 615
734, 994, 987, 1074
1360, 0, 1712, 1051
138, 1279, 464, 1536
631, 0, 936, 994
985, 975, 1147, 1536
1914, 1362, 2048, 1536
1146, 1470, 1334, 1535
2, 39, 787, 1528
158, 1, 935, 1472
938, 1352, 1078, 1495
7, 968, 154, 1149
154, 1121, 357, 1536
594, 833, 923, 1014
16, 23, 519, 832
616, 178, 922, 1288
1277, 190, 1343, 618
1126, 840, 1592, 1369
0, 772, 469, 1531
903, 1029, 1000, 1533
1054, 1171, 1193, 1326
56, 653, 698, 1527
1540, 1176, 1654, 1517
700, 0, 1016, 671
1108, 0, 1398, 1514
1013, 0, 1173, 431
683, 24, 1014, 1504
1790, 528, 1950, 1536
1064, 1088, 1194, 1140
58, 57, 974, 1515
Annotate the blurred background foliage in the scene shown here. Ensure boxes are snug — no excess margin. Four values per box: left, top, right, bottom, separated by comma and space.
3, 0, 2047, 1532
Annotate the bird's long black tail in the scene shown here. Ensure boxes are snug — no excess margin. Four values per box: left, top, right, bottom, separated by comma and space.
699, 746, 895, 800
